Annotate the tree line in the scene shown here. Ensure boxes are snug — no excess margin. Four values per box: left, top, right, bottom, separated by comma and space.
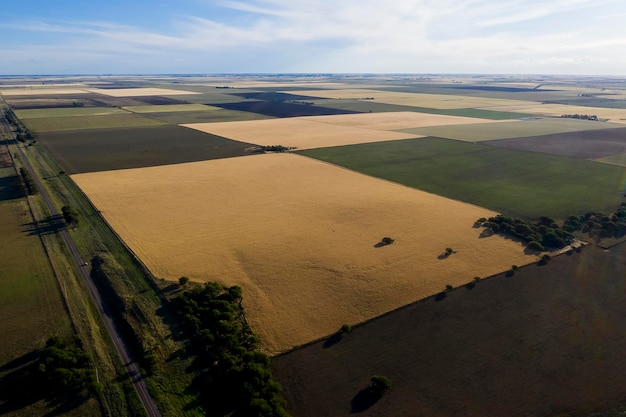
477, 215, 573, 252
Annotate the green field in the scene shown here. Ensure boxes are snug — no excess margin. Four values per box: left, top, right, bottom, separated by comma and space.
22, 113, 167, 132
15, 107, 129, 119
299, 137, 626, 220
141, 108, 273, 124
122, 103, 221, 113
397, 118, 624, 142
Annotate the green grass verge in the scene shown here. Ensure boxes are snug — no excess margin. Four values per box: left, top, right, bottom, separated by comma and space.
298, 137, 626, 220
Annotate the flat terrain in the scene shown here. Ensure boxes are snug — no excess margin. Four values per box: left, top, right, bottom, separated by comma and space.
288, 89, 540, 109
480, 103, 626, 124
399, 117, 624, 142
71, 153, 537, 353
183, 117, 419, 149
84, 87, 201, 97
483, 127, 626, 160
272, 243, 626, 417
299, 137, 626, 220
595, 153, 626, 167
212, 100, 360, 118
36, 125, 257, 174
121, 103, 220, 113
21, 113, 166, 132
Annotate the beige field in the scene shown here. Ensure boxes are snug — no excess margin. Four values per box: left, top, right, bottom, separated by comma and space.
479, 103, 626, 123
303, 111, 508, 130
122, 104, 222, 113
182, 117, 419, 149
72, 153, 538, 353
85, 87, 201, 97
0, 88, 90, 96
593, 153, 626, 167
287, 89, 540, 109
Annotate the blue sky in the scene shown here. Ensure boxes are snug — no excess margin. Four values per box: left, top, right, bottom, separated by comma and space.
2, 0, 626, 75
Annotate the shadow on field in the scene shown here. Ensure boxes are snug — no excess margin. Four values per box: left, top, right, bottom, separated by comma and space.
22, 214, 65, 236
0, 174, 24, 202
323, 332, 343, 348
350, 388, 380, 413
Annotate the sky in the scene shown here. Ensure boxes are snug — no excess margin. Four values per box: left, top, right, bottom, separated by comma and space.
2, 0, 626, 75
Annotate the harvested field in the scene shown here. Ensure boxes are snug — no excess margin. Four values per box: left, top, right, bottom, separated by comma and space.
595, 153, 626, 167
183, 118, 418, 149
72, 153, 537, 353
85, 87, 201, 97
288, 89, 539, 109
21, 113, 166, 132
146, 109, 272, 124
122, 104, 220, 113
272, 243, 626, 417
303, 111, 507, 130
213, 100, 360, 118
480, 103, 626, 124
399, 117, 625, 142
299, 138, 626, 220
37, 125, 257, 174
483, 127, 626, 159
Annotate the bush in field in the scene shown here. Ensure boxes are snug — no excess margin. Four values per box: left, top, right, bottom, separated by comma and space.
178, 276, 189, 286
368, 375, 392, 397
61, 205, 79, 227
341, 323, 352, 334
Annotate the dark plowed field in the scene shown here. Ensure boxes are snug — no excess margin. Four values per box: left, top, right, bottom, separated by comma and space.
483, 127, 626, 159
231, 91, 326, 101
37, 125, 256, 174
213, 100, 361, 118
272, 243, 626, 417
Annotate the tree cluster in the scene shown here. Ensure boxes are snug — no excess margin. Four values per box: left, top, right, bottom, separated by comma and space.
19, 167, 37, 195
563, 203, 626, 238
175, 282, 290, 417
560, 114, 598, 121
61, 205, 79, 227
36, 336, 101, 397
261, 145, 295, 153
478, 215, 573, 251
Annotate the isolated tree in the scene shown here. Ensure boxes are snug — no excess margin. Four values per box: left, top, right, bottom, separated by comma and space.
178, 276, 190, 286
369, 375, 392, 397
61, 205, 79, 227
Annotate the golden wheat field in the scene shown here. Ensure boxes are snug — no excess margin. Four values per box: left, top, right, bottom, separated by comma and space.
287, 89, 539, 109
72, 153, 538, 353
182, 117, 419, 149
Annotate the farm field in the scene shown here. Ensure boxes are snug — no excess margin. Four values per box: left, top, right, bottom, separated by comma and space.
84, 87, 201, 97
15, 107, 129, 118
19, 113, 166, 132
36, 125, 257, 174
212, 100, 360, 118
299, 137, 626, 220
480, 103, 626, 124
142, 108, 272, 124
183, 117, 419, 149
595, 153, 626, 167
71, 153, 538, 353
483, 127, 626, 160
398, 117, 624, 142
288, 89, 540, 109
271, 243, 626, 417
121, 103, 220, 113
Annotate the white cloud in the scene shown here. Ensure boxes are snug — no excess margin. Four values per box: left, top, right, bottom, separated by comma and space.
2, 0, 626, 73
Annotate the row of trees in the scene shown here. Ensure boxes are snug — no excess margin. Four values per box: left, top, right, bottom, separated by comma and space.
175, 282, 290, 417
477, 215, 573, 252
19, 167, 37, 195
562, 203, 626, 238
560, 114, 598, 121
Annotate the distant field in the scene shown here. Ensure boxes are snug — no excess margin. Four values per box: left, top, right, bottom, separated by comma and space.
122, 103, 220, 113
147, 109, 272, 124
483, 127, 626, 159
299, 138, 626, 220
15, 107, 129, 119
37, 125, 257, 174
71, 154, 537, 353
0, 88, 89, 96
21, 113, 166, 132
183, 118, 418, 149
213, 100, 360, 118
480, 103, 626, 124
399, 118, 624, 142
85, 87, 201, 97
289, 89, 540, 109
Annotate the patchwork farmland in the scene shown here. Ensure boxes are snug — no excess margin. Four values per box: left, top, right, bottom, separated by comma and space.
4, 74, 626, 417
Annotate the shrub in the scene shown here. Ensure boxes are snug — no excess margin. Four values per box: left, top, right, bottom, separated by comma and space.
369, 375, 392, 397
341, 324, 352, 334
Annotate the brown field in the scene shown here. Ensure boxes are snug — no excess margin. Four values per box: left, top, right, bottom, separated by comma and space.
272, 243, 626, 417
480, 103, 626, 124
85, 87, 201, 97
183, 118, 418, 149
288, 89, 539, 109
72, 154, 538, 353
483, 127, 626, 160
